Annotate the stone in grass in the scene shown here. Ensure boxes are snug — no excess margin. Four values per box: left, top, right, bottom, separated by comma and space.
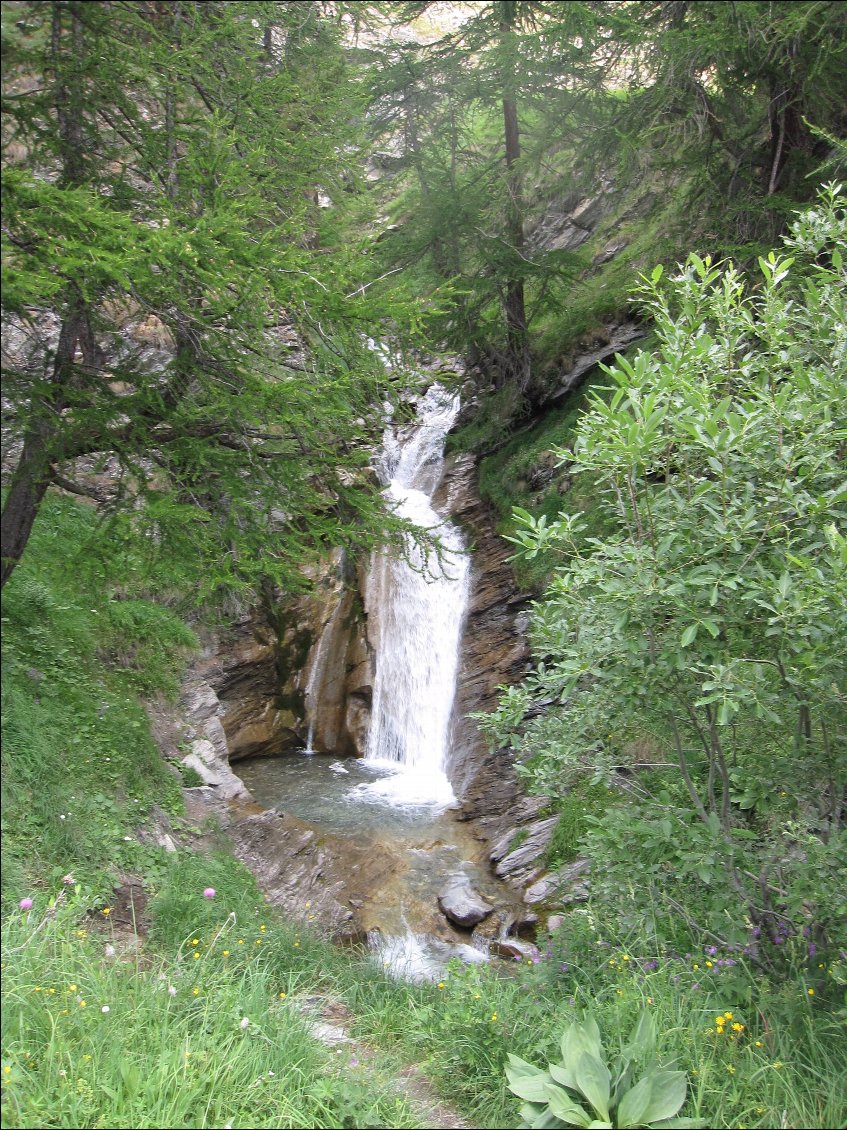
437, 877, 494, 929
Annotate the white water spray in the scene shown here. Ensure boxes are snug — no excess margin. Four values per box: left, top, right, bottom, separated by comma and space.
359, 385, 470, 807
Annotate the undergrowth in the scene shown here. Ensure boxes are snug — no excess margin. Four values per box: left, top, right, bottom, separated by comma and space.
2, 495, 845, 1130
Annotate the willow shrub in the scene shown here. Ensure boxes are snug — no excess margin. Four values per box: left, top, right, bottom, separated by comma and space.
483, 185, 847, 951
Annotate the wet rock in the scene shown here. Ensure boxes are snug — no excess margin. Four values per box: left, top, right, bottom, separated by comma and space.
488, 937, 542, 963
181, 739, 250, 800
178, 679, 251, 800
546, 321, 647, 404
437, 878, 494, 929
491, 815, 560, 887
524, 858, 591, 906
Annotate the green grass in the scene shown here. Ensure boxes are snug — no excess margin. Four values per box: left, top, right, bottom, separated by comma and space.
476, 371, 619, 590
1, 892, 419, 1129
1, 497, 193, 909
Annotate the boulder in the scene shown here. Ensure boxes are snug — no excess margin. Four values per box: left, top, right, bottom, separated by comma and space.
437, 878, 494, 929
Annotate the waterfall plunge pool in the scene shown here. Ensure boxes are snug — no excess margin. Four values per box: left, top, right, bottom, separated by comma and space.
236, 751, 514, 981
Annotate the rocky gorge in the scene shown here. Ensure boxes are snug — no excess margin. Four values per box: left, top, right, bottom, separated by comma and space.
160, 372, 604, 969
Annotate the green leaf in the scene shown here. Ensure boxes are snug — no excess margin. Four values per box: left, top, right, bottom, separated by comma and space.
680, 624, 698, 646
561, 1015, 604, 1066
651, 1119, 706, 1128
545, 1083, 592, 1127
624, 1010, 657, 1059
640, 1070, 688, 1123
574, 1052, 611, 1121
550, 1061, 578, 1091
506, 1055, 553, 1103
616, 1074, 653, 1128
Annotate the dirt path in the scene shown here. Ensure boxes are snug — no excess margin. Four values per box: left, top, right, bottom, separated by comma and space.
296, 995, 473, 1130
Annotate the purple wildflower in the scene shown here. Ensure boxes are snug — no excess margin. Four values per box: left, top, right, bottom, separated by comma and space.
19, 897, 33, 910
202, 888, 216, 899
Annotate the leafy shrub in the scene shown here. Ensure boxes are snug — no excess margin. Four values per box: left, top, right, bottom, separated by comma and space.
507, 1011, 701, 1128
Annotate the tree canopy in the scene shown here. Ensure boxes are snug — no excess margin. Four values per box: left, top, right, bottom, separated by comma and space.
1, 0, 414, 596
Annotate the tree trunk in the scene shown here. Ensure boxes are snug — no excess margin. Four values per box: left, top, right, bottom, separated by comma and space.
0, 430, 55, 589
499, 5, 531, 391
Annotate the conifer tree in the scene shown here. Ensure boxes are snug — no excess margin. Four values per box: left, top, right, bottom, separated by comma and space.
1, 0, 408, 595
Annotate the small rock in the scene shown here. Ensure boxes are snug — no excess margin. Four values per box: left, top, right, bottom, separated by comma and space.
437, 878, 494, 929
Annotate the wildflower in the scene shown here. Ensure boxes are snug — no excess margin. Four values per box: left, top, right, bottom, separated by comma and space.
193, 953, 200, 961
724, 1011, 734, 1020
19, 898, 33, 910
731, 1022, 744, 1032
240, 1018, 250, 1030
705, 960, 714, 969
192, 987, 200, 996
101, 908, 111, 917
259, 925, 266, 933
622, 954, 630, 962
203, 888, 216, 899
238, 939, 244, 945
755, 1040, 763, 1048
808, 942, 817, 959
705, 946, 718, 956
278, 992, 286, 1000
807, 988, 815, 996
490, 1012, 497, 1022
168, 986, 177, 997
62, 874, 75, 886
192, 939, 199, 946
646, 997, 653, 1005
68, 984, 78, 993
223, 950, 230, 957
78, 1000, 87, 1008
437, 982, 445, 990
726, 1064, 735, 1074
101, 1006, 110, 1014
104, 944, 116, 959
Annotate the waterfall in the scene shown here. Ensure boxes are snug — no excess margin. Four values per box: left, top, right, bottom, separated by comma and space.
359, 384, 470, 807
302, 596, 344, 754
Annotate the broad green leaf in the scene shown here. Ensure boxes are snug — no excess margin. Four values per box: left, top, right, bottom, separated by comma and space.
616, 1074, 653, 1127
545, 1083, 591, 1127
625, 1010, 657, 1058
561, 1015, 604, 1065
550, 1061, 578, 1091
506, 1055, 552, 1103
680, 624, 698, 646
652, 1119, 707, 1128
641, 1070, 688, 1122
574, 1052, 611, 1120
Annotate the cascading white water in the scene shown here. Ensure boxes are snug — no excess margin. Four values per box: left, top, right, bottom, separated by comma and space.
359, 384, 470, 807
